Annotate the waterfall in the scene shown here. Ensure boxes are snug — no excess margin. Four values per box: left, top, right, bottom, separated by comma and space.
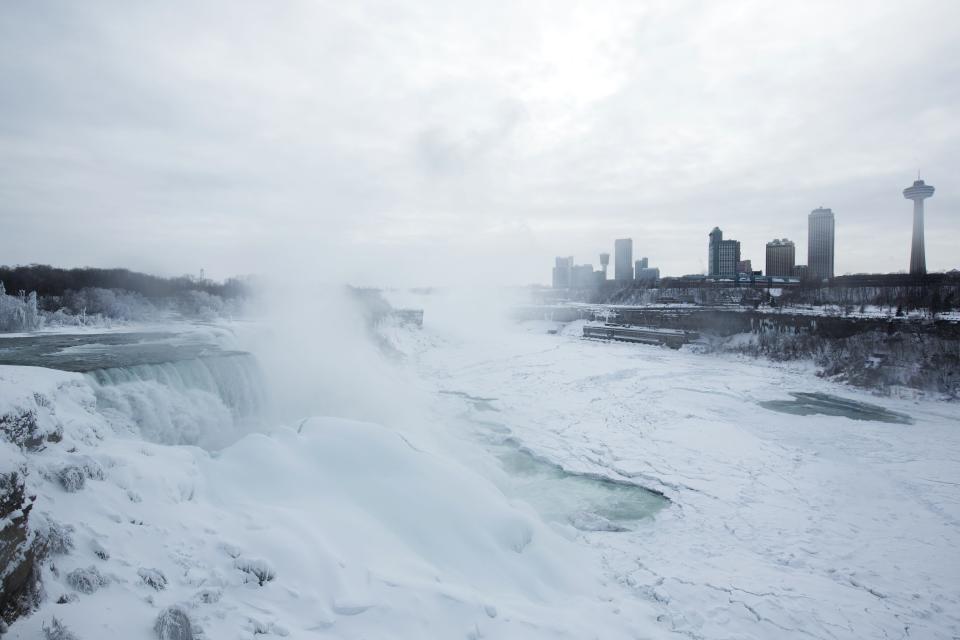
85, 353, 267, 449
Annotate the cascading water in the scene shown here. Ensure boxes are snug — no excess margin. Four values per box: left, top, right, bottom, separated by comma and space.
85, 353, 267, 449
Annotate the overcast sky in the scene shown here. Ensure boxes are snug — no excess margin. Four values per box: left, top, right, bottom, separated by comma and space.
1, 0, 958, 286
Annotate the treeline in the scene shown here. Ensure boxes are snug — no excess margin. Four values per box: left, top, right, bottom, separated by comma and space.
0, 264, 249, 300
778, 282, 960, 313
0, 264, 253, 332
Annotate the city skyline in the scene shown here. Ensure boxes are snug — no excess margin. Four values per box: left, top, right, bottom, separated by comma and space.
549, 180, 952, 283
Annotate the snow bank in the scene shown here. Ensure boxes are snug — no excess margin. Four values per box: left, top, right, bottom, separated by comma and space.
1, 354, 663, 638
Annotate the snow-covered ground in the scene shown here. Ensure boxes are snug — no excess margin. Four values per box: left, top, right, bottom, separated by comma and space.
1, 315, 665, 639
3, 294, 959, 639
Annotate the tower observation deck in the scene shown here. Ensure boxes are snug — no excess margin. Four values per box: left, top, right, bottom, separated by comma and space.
903, 179, 935, 276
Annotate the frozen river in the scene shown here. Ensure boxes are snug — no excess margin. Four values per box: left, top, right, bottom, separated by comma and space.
401, 314, 960, 640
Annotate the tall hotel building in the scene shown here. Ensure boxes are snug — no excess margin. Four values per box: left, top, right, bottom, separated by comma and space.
708, 227, 741, 278
807, 208, 835, 281
765, 239, 796, 277
614, 238, 634, 281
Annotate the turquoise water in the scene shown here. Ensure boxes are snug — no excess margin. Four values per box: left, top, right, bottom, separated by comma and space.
494, 445, 667, 530
442, 389, 668, 531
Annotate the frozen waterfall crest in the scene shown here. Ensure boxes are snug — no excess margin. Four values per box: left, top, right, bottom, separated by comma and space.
85, 352, 268, 449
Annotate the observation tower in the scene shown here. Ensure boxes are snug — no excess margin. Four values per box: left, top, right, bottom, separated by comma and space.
903, 178, 935, 275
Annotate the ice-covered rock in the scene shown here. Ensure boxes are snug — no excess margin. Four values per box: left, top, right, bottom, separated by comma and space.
192, 588, 221, 605
65, 566, 108, 594
42, 617, 78, 640
138, 567, 168, 591
34, 517, 75, 556
0, 402, 62, 452
154, 605, 193, 640
90, 540, 109, 561
54, 457, 104, 493
233, 557, 276, 586
0, 409, 42, 450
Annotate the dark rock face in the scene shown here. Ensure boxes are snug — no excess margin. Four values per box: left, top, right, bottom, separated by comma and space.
0, 467, 41, 627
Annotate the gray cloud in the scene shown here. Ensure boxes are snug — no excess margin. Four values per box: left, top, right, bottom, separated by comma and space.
1, 0, 958, 285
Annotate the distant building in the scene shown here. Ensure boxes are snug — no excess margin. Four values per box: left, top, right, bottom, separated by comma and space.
631, 257, 656, 283
635, 267, 660, 282
737, 260, 753, 274
552, 256, 573, 289
808, 208, 835, 281
570, 264, 596, 288
791, 264, 809, 281
720, 241, 741, 277
615, 239, 633, 281
765, 238, 796, 277
742, 274, 801, 286
708, 227, 722, 276
708, 227, 740, 278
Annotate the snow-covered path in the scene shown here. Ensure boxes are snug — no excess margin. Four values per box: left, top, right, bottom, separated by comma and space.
402, 317, 960, 640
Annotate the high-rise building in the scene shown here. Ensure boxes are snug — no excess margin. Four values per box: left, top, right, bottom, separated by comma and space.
708, 227, 740, 277
765, 239, 796, 277
720, 240, 740, 277
737, 260, 753, 274
599, 253, 610, 280
552, 256, 573, 288
636, 256, 649, 269
791, 264, 809, 281
708, 227, 722, 276
570, 264, 597, 288
614, 239, 633, 281
903, 179, 934, 275
807, 208, 835, 281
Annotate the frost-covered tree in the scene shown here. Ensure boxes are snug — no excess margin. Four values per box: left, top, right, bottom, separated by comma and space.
0, 282, 43, 332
